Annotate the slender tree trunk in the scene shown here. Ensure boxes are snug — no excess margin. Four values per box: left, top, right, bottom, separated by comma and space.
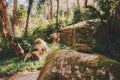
56, 0, 59, 31
12, 0, 18, 34
0, 0, 24, 56
66, 0, 69, 18
24, 0, 33, 36
77, 0, 80, 10
46, 0, 49, 19
49, 0, 52, 21
84, 0, 88, 8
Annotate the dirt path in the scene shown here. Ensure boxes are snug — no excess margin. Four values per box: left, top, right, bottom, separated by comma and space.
10, 71, 40, 80
0, 71, 40, 80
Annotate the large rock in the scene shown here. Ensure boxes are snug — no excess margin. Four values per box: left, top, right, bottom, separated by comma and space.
37, 50, 120, 80
24, 38, 49, 61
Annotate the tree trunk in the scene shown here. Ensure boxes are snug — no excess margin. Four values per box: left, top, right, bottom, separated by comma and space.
84, 0, 88, 8
24, 0, 33, 36
0, 0, 24, 56
12, 0, 18, 34
77, 0, 80, 10
49, 0, 52, 21
66, 0, 69, 18
0, 0, 13, 38
56, 0, 59, 31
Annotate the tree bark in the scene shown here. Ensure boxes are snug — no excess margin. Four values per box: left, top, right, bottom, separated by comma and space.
56, 0, 59, 31
0, 0, 24, 56
84, 0, 88, 8
66, 0, 69, 18
0, 0, 13, 38
12, 0, 18, 34
24, 0, 33, 36
77, 0, 80, 10
49, 0, 52, 21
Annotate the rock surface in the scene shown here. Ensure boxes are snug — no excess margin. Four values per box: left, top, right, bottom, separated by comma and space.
37, 50, 120, 80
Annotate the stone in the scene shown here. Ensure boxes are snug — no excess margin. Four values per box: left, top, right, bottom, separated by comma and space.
37, 50, 120, 80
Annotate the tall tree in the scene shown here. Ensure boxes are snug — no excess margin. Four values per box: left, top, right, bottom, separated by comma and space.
49, 0, 52, 21
12, 0, 18, 34
0, 0, 24, 56
0, 0, 13, 38
66, 0, 69, 18
24, 0, 34, 36
84, 0, 88, 8
56, 0, 59, 31
77, 0, 80, 10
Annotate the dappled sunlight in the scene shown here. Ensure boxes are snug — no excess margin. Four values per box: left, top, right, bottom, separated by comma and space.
0, 0, 120, 79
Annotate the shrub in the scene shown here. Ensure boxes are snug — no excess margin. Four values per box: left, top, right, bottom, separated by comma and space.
0, 37, 15, 59
72, 8, 98, 24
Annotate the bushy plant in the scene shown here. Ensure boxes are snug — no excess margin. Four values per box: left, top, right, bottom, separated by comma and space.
16, 4, 27, 19
72, 8, 81, 23
72, 8, 98, 23
0, 57, 43, 77
97, 0, 119, 19
0, 37, 15, 59
32, 21, 56, 43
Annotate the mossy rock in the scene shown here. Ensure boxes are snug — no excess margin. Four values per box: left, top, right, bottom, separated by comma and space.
37, 50, 120, 80
74, 44, 92, 53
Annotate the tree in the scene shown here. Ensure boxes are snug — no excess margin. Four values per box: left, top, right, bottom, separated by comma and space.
84, 0, 88, 8
56, 0, 59, 31
0, 0, 13, 38
77, 0, 80, 10
12, 0, 17, 34
66, 0, 69, 18
49, 0, 52, 21
24, 0, 34, 36
0, 0, 24, 56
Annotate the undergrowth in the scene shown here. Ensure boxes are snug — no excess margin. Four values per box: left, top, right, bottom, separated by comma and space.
0, 44, 70, 77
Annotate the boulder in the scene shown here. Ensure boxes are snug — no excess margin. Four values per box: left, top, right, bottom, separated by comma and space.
37, 50, 120, 80
24, 38, 49, 61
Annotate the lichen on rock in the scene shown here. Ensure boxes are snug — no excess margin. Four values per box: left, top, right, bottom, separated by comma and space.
37, 50, 120, 80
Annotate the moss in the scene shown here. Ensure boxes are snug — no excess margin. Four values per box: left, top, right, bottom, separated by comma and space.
38, 50, 120, 80
98, 56, 120, 68
69, 55, 120, 79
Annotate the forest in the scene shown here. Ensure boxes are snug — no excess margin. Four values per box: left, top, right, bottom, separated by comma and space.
0, 0, 120, 80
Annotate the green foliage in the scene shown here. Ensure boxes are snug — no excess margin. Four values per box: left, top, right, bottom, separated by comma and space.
0, 37, 15, 58
84, 9, 98, 19
45, 44, 71, 64
98, 0, 119, 19
0, 57, 43, 77
36, 4, 43, 14
72, 8, 98, 23
98, 0, 111, 19
72, 8, 81, 23
33, 22, 56, 42
20, 38, 32, 53
0, 36, 33, 58
16, 5, 27, 18
0, 43, 70, 77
